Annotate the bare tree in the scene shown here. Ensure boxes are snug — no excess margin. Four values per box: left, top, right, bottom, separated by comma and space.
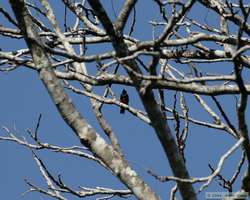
1, 0, 250, 199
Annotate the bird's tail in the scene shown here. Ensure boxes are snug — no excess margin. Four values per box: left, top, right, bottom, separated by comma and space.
120, 107, 125, 114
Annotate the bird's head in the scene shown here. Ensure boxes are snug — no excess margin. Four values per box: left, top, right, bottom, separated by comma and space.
122, 89, 127, 94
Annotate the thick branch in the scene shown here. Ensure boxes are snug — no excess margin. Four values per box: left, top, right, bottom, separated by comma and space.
9, 1, 159, 200
115, 0, 137, 31
87, 0, 197, 199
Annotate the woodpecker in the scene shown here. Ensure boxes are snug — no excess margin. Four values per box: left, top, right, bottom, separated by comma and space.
120, 89, 129, 114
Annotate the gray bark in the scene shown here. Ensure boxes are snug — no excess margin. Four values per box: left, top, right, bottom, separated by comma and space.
9, 0, 160, 199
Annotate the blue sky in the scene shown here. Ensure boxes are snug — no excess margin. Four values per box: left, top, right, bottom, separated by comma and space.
0, 1, 249, 199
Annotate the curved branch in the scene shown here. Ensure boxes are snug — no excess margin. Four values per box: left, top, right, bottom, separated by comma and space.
9, 1, 160, 200
87, 0, 197, 199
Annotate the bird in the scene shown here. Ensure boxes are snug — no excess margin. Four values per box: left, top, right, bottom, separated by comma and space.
120, 89, 129, 114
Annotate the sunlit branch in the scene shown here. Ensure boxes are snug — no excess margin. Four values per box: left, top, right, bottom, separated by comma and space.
148, 137, 244, 191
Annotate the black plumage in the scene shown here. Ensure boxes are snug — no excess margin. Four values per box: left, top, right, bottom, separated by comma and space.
120, 89, 129, 114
